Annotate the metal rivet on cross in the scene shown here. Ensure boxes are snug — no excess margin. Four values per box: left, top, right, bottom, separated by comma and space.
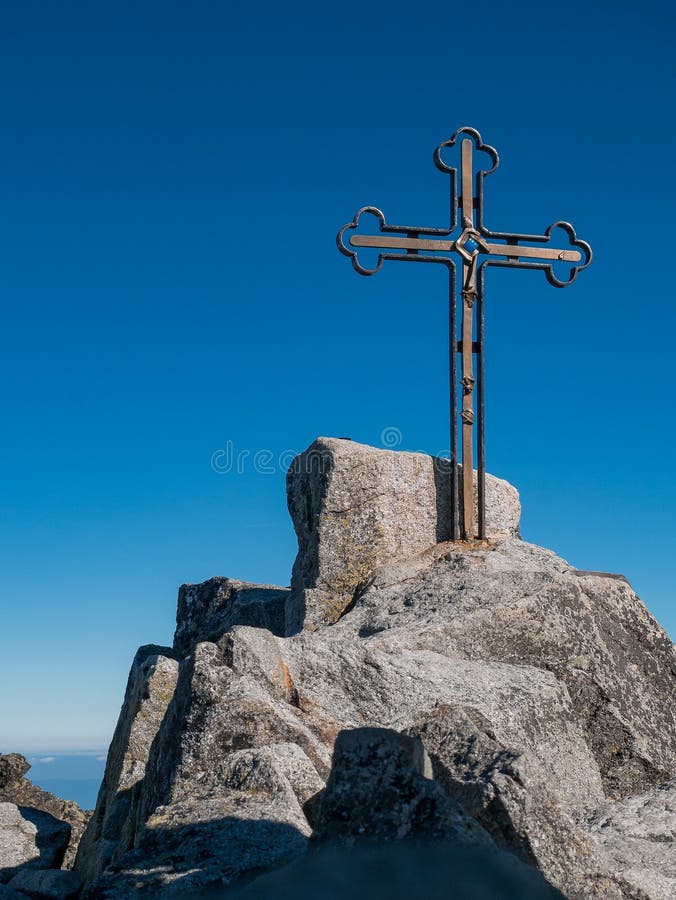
337, 126, 592, 542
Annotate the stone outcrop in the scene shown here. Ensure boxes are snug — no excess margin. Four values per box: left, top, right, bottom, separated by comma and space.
71, 438, 676, 898
173, 578, 288, 656
73, 645, 180, 884
286, 437, 520, 631
82, 640, 329, 895
0, 756, 87, 870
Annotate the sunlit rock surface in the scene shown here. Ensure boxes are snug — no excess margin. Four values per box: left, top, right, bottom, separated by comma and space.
72, 437, 675, 899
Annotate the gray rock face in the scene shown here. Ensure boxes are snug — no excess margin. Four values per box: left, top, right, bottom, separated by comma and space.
281, 627, 604, 815
312, 727, 492, 848
286, 437, 520, 631
0, 756, 87, 869
173, 577, 289, 656
583, 780, 676, 900
83, 641, 328, 896
339, 537, 676, 799
138, 641, 329, 825
219, 625, 299, 705
74, 645, 180, 884
6, 868, 82, 899
0, 803, 70, 882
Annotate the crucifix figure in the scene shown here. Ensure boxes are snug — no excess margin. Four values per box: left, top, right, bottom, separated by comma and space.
337, 126, 592, 541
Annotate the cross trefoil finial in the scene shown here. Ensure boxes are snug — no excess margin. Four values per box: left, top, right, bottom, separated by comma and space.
337, 126, 592, 541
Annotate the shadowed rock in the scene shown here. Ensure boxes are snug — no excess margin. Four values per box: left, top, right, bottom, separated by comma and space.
311, 727, 492, 848
85, 747, 315, 896
0, 756, 87, 869
228, 842, 565, 900
83, 816, 307, 898
6, 868, 82, 899
408, 706, 625, 899
0, 803, 70, 882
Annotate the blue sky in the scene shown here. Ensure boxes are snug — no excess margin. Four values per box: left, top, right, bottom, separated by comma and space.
1, 1, 675, 751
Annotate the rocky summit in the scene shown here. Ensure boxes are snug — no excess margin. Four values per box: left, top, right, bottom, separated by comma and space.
3, 437, 675, 900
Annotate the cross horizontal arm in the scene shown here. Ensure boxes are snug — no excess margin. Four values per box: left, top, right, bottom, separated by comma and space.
351, 234, 455, 252
349, 233, 582, 262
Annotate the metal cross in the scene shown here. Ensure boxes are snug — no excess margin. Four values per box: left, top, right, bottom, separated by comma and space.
337, 126, 592, 541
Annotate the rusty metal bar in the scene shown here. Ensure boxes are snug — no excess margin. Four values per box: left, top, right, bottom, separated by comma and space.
349, 233, 582, 262
477, 265, 486, 540
449, 264, 459, 541
460, 139, 475, 539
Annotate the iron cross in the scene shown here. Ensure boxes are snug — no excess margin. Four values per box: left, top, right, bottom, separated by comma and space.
337, 126, 592, 541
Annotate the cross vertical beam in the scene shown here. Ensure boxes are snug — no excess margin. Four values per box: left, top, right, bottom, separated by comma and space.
449, 264, 459, 542
337, 126, 592, 542
476, 266, 486, 540
460, 138, 476, 539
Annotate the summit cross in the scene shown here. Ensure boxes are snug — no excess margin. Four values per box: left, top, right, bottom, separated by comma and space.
337, 126, 592, 541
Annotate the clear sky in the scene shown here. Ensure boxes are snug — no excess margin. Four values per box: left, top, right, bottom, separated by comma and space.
1, 1, 675, 751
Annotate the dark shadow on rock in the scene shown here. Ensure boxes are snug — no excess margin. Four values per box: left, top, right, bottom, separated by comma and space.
432, 456, 452, 543
196, 842, 565, 900
82, 816, 308, 898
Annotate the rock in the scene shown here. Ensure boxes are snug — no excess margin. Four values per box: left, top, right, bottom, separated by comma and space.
0, 757, 87, 869
6, 868, 82, 899
79, 642, 329, 895
138, 641, 329, 825
285, 437, 520, 631
407, 706, 624, 899
228, 842, 565, 900
173, 577, 289, 657
258, 742, 325, 815
86, 812, 307, 897
282, 628, 604, 814
71, 436, 676, 897
219, 625, 298, 704
583, 779, 676, 900
85, 744, 314, 896
311, 727, 492, 847
74, 645, 180, 884
338, 537, 676, 799
0, 803, 70, 882
0, 759, 30, 789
